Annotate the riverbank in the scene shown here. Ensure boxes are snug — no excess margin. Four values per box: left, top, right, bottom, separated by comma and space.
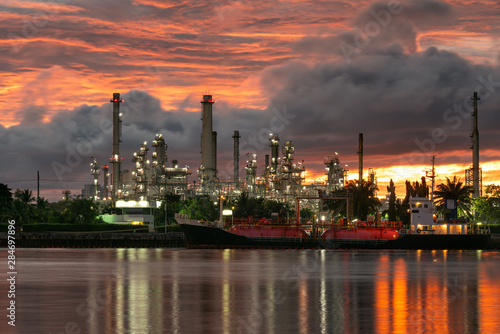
0, 232, 186, 248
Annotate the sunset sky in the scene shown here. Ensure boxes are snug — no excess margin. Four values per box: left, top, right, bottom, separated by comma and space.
1, 0, 500, 201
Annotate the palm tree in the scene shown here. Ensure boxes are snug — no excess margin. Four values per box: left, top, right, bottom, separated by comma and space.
434, 176, 472, 217
14, 189, 35, 204
323, 188, 349, 218
34, 197, 52, 223
0, 183, 13, 221
11, 189, 35, 225
347, 180, 382, 220
386, 179, 397, 221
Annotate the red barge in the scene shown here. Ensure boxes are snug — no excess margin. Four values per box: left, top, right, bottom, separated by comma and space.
178, 197, 491, 250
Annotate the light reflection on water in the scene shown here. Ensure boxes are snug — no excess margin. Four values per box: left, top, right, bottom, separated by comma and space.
0, 249, 499, 333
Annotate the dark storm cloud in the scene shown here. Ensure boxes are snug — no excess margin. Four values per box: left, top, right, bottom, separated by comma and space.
294, 0, 454, 57
0, 89, 273, 197
261, 45, 500, 167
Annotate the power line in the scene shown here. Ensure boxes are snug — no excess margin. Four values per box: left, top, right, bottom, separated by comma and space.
3, 179, 37, 183
7, 179, 90, 183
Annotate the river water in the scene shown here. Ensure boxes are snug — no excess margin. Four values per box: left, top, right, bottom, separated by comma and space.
1, 248, 499, 334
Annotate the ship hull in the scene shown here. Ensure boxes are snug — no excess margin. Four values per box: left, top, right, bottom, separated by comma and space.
180, 223, 492, 250
180, 222, 318, 249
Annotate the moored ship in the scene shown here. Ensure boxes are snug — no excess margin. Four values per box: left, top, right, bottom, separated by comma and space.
178, 215, 318, 249
178, 197, 491, 250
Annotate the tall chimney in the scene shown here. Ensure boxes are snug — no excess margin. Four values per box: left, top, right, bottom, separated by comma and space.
233, 131, 240, 182
110, 93, 122, 201
471, 92, 480, 197
358, 133, 363, 186
200, 95, 216, 183
212, 131, 217, 181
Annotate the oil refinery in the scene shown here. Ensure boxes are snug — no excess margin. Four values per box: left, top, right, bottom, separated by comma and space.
86, 92, 352, 206
84, 91, 483, 227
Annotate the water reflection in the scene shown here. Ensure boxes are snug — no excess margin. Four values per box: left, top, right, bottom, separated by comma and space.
2, 249, 500, 334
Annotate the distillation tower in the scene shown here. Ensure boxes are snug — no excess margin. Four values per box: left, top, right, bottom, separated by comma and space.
101, 165, 109, 200
151, 133, 167, 195
279, 141, 305, 197
324, 153, 346, 192
245, 154, 258, 193
132, 142, 149, 200
90, 157, 100, 200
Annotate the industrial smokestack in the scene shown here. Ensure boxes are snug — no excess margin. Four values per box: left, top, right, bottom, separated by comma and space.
233, 131, 240, 182
212, 131, 217, 180
110, 93, 123, 201
201, 95, 216, 183
358, 133, 363, 186
471, 92, 480, 197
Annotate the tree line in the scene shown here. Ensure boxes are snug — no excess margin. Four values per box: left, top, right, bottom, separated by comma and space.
2, 175, 499, 227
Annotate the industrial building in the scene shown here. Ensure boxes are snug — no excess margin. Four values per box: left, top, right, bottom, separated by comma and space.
83, 93, 349, 206
85, 91, 482, 225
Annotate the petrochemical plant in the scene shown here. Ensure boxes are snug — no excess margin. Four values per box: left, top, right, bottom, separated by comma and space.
81, 91, 483, 222
82, 93, 360, 208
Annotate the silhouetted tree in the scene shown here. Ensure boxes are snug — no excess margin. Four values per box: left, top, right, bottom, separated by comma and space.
0, 183, 12, 207
386, 179, 397, 221
155, 193, 183, 226
14, 189, 35, 204
347, 180, 381, 220
180, 196, 218, 221
0, 184, 13, 221
434, 176, 472, 217
33, 197, 53, 223
472, 185, 500, 222
323, 188, 349, 219
62, 198, 103, 224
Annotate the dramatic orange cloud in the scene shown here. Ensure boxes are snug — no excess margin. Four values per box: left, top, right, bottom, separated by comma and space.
1, 0, 500, 201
